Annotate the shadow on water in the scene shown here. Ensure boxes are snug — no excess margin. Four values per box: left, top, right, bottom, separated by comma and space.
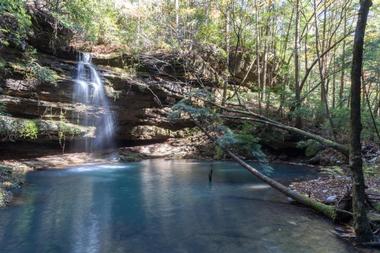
0, 160, 357, 253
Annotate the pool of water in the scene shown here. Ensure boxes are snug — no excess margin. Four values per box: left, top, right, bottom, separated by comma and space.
0, 160, 356, 253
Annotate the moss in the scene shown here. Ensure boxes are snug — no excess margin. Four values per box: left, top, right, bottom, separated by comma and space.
299, 193, 337, 220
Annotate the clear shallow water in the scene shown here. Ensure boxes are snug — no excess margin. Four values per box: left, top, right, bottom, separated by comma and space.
0, 160, 356, 253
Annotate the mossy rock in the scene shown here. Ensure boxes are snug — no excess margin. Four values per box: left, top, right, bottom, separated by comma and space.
297, 139, 323, 157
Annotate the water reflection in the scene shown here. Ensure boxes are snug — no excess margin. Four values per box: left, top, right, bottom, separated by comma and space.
0, 160, 356, 253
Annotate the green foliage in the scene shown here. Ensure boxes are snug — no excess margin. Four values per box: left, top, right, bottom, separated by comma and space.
26, 62, 58, 85
24, 49, 59, 85
320, 166, 345, 177
235, 123, 260, 153
196, 22, 224, 46
362, 163, 380, 177
330, 107, 350, 135
171, 97, 270, 171
0, 0, 31, 47
46, 0, 122, 44
169, 97, 216, 123
214, 146, 224, 160
0, 57, 6, 70
297, 139, 323, 157
57, 111, 81, 150
19, 120, 38, 140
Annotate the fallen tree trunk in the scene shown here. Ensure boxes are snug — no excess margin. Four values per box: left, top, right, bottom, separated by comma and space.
221, 114, 349, 156
209, 102, 349, 156
192, 118, 337, 220
156, 75, 349, 156
226, 150, 336, 219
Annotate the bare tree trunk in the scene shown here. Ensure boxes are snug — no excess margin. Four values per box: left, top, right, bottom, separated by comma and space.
175, 0, 180, 38
193, 118, 336, 220
222, 4, 230, 106
349, 0, 374, 243
137, 0, 141, 45
294, 0, 302, 128
340, 33, 346, 107
332, 47, 337, 109
255, 0, 262, 111
313, 0, 337, 140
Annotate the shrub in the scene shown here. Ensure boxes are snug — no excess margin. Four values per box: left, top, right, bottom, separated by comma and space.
27, 62, 58, 85
24, 48, 59, 85
0, 0, 31, 47
19, 120, 38, 139
297, 139, 323, 157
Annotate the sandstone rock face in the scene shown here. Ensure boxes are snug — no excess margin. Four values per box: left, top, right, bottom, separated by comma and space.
0, 47, 193, 151
119, 133, 215, 160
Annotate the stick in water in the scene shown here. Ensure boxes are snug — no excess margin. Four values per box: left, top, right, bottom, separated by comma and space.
208, 165, 213, 182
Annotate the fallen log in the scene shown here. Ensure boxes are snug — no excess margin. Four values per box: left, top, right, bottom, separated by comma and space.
226, 150, 337, 219
216, 108, 349, 157
155, 76, 349, 156
192, 117, 338, 220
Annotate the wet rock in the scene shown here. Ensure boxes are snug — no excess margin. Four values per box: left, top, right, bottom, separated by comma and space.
325, 195, 337, 204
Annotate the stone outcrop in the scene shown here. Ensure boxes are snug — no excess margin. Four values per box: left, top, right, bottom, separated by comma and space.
0, 45, 194, 153
119, 133, 215, 160
0, 115, 94, 142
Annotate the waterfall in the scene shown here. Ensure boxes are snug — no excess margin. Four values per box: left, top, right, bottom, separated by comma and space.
73, 53, 114, 151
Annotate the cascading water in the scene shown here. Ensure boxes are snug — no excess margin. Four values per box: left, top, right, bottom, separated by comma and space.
73, 53, 114, 151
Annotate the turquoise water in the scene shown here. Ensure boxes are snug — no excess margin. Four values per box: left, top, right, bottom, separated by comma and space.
0, 160, 356, 253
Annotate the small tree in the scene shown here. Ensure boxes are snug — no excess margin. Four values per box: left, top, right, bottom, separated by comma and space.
349, 0, 374, 243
